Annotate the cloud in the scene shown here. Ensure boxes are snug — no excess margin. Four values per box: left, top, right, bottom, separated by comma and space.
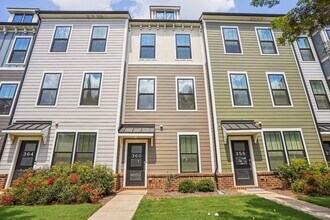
51, 0, 120, 10
129, 0, 235, 19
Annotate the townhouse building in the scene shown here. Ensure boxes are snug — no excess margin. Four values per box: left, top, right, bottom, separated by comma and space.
116, 6, 215, 189
202, 13, 326, 188
0, 10, 130, 188
0, 9, 38, 188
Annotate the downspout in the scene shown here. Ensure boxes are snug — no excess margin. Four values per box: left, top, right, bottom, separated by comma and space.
201, 20, 219, 189
291, 43, 328, 165
0, 11, 41, 161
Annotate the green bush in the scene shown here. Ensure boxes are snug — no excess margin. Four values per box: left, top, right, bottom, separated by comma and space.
178, 180, 196, 193
196, 179, 216, 192
0, 162, 115, 206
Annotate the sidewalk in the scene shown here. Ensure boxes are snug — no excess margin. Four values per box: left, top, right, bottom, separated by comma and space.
88, 190, 147, 220
239, 189, 330, 220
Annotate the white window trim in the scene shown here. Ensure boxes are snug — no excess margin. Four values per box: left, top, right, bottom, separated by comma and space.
177, 132, 202, 174
228, 136, 258, 187
227, 71, 253, 107
175, 33, 193, 61
175, 76, 198, 111
35, 71, 63, 108
50, 130, 99, 167
87, 25, 110, 54
262, 128, 310, 171
123, 139, 148, 188
139, 32, 157, 61
0, 81, 20, 117
135, 76, 157, 111
78, 71, 104, 107
295, 36, 318, 63
6, 36, 33, 65
48, 25, 73, 53
255, 27, 279, 56
266, 72, 293, 107
220, 26, 244, 55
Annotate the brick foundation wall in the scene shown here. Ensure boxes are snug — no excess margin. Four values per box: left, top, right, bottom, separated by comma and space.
114, 174, 123, 191
0, 174, 8, 190
257, 171, 284, 189
217, 173, 235, 189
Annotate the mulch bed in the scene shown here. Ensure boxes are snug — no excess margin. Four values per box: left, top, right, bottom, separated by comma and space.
144, 189, 242, 199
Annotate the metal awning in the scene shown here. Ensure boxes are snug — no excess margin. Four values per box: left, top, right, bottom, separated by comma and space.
221, 120, 262, 144
318, 123, 330, 139
118, 124, 155, 146
2, 121, 52, 144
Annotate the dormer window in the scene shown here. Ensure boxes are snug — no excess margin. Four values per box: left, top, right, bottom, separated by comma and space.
13, 14, 33, 23
156, 11, 175, 20
150, 6, 180, 20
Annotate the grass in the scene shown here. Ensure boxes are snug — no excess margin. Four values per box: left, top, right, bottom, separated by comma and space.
299, 196, 330, 209
133, 195, 318, 220
0, 203, 101, 220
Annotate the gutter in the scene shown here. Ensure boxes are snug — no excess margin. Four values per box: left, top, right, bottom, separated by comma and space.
0, 13, 41, 161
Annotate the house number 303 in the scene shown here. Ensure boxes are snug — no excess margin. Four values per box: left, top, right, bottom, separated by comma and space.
131, 154, 142, 158
23, 152, 34, 157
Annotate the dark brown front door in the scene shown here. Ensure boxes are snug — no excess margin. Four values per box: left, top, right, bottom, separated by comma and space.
232, 140, 254, 186
323, 141, 330, 165
12, 141, 39, 182
126, 143, 146, 187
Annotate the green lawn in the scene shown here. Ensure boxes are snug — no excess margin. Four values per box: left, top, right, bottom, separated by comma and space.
299, 196, 330, 209
0, 203, 101, 220
133, 195, 318, 220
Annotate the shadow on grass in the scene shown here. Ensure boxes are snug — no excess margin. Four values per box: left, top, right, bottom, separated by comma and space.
0, 206, 36, 220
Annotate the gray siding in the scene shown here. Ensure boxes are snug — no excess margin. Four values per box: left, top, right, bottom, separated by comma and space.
0, 19, 127, 174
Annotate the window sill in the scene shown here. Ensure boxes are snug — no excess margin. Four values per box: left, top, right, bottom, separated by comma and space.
175, 59, 193, 61
139, 59, 157, 61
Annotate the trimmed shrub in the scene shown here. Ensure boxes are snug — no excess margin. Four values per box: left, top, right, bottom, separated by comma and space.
0, 162, 115, 206
178, 180, 196, 193
196, 179, 216, 192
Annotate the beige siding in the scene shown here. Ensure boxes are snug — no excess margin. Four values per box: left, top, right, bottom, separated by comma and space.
122, 64, 212, 174
205, 21, 325, 172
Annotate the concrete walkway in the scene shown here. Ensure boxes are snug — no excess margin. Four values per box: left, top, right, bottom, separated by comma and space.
88, 190, 147, 220
239, 189, 330, 220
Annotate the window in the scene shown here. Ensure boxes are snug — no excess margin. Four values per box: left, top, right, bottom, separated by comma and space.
222, 27, 242, 54
310, 80, 330, 109
264, 131, 306, 170
89, 26, 108, 52
137, 78, 155, 110
155, 11, 174, 20
140, 34, 156, 59
80, 73, 102, 106
268, 74, 291, 106
8, 37, 31, 63
297, 37, 315, 61
0, 83, 18, 115
179, 135, 199, 173
166, 12, 174, 20
156, 12, 164, 19
264, 132, 287, 170
176, 34, 192, 59
326, 29, 330, 39
50, 26, 71, 52
177, 78, 196, 110
256, 28, 277, 54
37, 73, 61, 106
229, 73, 251, 106
13, 14, 33, 23
52, 132, 96, 165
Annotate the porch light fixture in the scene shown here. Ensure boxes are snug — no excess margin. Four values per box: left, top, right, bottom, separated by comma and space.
160, 124, 164, 131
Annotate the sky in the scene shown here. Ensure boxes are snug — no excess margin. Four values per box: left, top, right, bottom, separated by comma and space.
0, 0, 298, 21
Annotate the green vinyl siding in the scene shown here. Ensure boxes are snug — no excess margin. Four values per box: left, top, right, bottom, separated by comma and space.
205, 21, 324, 172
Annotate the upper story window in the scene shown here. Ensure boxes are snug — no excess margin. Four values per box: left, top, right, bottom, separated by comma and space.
176, 34, 192, 59
50, 26, 71, 52
177, 78, 196, 110
156, 11, 174, 20
326, 29, 330, 39
222, 27, 242, 54
137, 78, 156, 110
89, 26, 108, 52
297, 37, 315, 61
310, 80, 330, 109
80, 73, 102, 106
156, 12, 164, 19
229, 73, 252, 106
166, 12, 174, 20
13, 14, 33, 23
38, 73, 61, 106
0, 83, 18, 115
8, 37, 31, 64
256, 28, 278, 55
140, 34, 156, 59
267, 73, 292, 106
